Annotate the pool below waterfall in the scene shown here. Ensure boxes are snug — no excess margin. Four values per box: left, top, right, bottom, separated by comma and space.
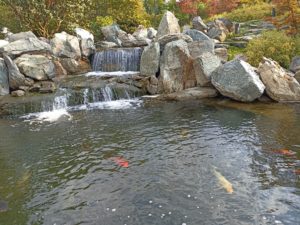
0, 99, 300, 225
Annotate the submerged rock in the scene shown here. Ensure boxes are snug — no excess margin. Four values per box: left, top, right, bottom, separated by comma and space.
157, 87, 218, 101
51, 32, 81, 59
140, 42, 160, 77
14, 54, 56, 81
0, 38, 51, 56
3, 54, 26, 90
0, 59, 9, 96
156, 11, 180, 39
258, 57, 300, 102
211, 59, 265, 102
193, 52, 221, 87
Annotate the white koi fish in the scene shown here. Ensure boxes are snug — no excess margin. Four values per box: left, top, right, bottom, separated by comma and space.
213, 168, 234, 194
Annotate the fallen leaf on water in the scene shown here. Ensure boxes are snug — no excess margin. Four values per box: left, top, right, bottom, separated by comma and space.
111, 157, 129, 168
273, 149, 296, 157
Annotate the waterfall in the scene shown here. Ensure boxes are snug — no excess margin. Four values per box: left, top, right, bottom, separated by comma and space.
92, 47, 143, 72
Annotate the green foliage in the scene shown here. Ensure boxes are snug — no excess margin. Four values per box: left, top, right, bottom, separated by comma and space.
0, 0, 92, 38
209, 3, 272, 22
165, 0, 191, 26
92, 0, 150, 34
89, 16, 114, 41
228, 46, 246, 61
0, 5, 23, 36
245, 30, 297, 68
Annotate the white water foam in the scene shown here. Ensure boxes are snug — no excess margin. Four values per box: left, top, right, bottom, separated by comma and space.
86, 71, 140, 77
70, 99, 142, 111
21, 109, 72, 124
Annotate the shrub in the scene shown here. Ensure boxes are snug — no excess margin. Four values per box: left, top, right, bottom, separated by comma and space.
245, 30, 297, 68
0, 5, 23, 37
228, 46, 246, 61
209, 3, 272, 22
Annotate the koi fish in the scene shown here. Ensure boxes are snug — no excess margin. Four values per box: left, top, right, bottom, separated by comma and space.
111, 157, 129, 168
213, 168, 234, 194
273, 149, 296, 157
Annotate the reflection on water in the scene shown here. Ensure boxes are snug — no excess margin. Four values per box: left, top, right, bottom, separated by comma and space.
0, 100, 299, 225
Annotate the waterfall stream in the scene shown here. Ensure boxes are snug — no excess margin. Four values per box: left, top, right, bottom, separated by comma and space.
92, 47, 143, 72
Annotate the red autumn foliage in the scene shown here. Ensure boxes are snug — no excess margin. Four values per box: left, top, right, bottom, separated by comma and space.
272, 0, 300, 35
207, 0, 240, 15
177, 0, 204, 16
176, 0, 240, 17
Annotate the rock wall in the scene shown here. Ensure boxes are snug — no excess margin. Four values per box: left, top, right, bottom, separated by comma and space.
0, 28, 94, 96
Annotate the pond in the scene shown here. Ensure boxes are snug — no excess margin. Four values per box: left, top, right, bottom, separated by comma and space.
0, 99, 299, 225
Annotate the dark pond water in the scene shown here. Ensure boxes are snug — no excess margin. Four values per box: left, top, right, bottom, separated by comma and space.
0, 99, 300, 225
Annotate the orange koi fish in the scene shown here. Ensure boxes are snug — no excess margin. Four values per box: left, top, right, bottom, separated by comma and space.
111, 157, 129, 168
273, 149, 296, 157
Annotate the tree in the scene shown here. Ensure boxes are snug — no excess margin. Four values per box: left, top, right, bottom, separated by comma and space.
0, 0, 92, 38
272, 0, 300, 35
93, 0, 150, 33
207, 0, 240, 16
177, 0, 203, 17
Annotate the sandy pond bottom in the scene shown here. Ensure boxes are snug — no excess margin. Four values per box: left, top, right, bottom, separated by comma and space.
0, 99, 299, 225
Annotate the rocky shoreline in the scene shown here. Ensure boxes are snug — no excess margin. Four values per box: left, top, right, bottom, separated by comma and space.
1, 11, 300, 116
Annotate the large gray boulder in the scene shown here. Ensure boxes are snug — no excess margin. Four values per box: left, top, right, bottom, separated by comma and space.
51, 32, 81, 59
207, 20, 229, 42
159, 40, 196, 93
289, 56, 300, 73
147, 27, 157, 39
133, 25, 148, 39
0, 59, 9, 96
0, 38, 51, 56
60, 58, 91, 75
101, 25, 122, 46
157, 33, 193, 50
211, 59, 265, 102
7, 31, 37, 42
188, 40, 215, 58
14, 54, 56, 81
193, 52, 221, 86
140, 42, 160, 77
214, 48, 228, 63
156, 11, 180, 39
192, 16, 208, 32
3, 54, 26, 90
118, 30, 150, 47
184, 29, 211, 42
75, 28, 95, 58
258, 57, 300, 102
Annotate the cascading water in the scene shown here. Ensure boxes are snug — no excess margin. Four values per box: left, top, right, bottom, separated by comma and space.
92, 47, 143, 72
